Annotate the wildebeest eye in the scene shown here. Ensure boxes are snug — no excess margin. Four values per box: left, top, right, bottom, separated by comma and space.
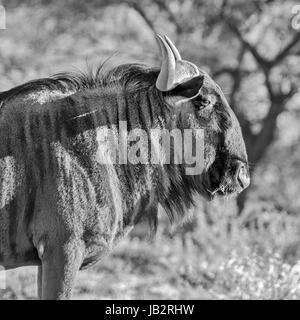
194, 95, 213, 110
201, 98, 211, 106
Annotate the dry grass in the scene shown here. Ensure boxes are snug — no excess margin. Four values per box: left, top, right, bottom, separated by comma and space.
2, 198, 300, 300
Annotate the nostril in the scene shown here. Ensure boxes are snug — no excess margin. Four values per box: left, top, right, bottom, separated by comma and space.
237, 165, 250, 189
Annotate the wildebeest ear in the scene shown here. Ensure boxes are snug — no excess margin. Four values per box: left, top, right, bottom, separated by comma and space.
170, 75, 204, 98
155, 34, 200, 92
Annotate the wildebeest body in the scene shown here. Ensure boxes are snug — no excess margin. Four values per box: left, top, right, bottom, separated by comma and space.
0, 73, 162, 268
0, 36, 250, 299
0, 69, 195, 268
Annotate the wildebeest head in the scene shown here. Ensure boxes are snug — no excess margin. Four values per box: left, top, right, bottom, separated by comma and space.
155, 35, 250, 198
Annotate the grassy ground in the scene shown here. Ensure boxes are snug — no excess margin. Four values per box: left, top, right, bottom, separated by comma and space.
2, 199, 300, 300
1, 236, 213, 300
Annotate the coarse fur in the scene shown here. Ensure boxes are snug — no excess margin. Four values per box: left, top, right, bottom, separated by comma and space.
0, 61, 249, 299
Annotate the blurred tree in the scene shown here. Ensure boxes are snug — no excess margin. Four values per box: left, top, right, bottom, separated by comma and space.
113, 0, 300, 212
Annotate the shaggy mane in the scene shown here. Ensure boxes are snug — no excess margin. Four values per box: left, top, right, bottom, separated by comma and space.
0, 63, 160, 106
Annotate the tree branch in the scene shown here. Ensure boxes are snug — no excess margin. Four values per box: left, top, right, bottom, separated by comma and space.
273, 32, 300, 65
223, 14, 300, 70
250, 99, 285, 164
127, 2, 156, 34
222, 16, 271, 70
152, 0, 186, 35
213, 44, 256, 145
220, 15, 299, 165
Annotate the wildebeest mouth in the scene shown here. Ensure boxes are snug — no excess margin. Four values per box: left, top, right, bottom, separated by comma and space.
205, 158, 250, 199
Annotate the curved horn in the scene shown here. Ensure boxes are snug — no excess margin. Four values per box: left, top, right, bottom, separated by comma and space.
155, 34, 166, 59
155, 34, 176, 91
164, 35, 182, 61
156, 34, 200, 92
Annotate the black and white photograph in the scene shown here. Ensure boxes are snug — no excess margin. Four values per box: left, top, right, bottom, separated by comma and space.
0, 0, 300, 302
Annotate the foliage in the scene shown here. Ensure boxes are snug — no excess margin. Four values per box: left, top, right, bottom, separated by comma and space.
212, 248, 300, 300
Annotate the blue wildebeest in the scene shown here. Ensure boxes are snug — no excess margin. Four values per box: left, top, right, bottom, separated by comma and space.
0, 35, 250, 299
